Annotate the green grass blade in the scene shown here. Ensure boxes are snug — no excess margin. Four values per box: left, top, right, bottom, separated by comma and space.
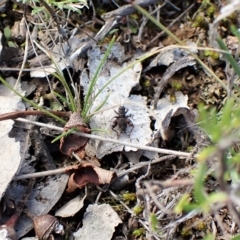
0, 76, 66, 124
216, 37, 240, 77
33, 40, 77, 112
51, 128, 75, 143
82, 35, 116, 118
84, 94, 110, 122
52, 91, 73, 111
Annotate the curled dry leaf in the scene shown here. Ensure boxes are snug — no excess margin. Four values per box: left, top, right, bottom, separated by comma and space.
60, 112, 91, 156
24, 210, 64, 240
65, 163, 117, 192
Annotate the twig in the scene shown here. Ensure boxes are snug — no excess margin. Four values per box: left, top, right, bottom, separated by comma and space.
138, 3, 167, 41
109, 190, 134, 215
15, 117, 191, 157
0, 110, 71, 121
102, 0, 162, 20
147, 3, 195, 47
144, 181, 172, 214
24, 11, 53, 91
15, 18, 29, 89
14, 169, 68, 180
14, 155, 177, 180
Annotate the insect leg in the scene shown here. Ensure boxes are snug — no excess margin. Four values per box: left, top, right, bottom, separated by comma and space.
127, 119, 134, 136
111, 119, 120, 138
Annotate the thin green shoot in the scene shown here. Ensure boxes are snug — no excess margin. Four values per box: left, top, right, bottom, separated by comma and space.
0, 76, 66, 124
51, 128, 75, 143
33, 41, 77, 112
216, 37, 240, 77
50, 68, 77, 112
82, 35, 116, 118
52, 91, 73, 111
84, 93, 110, 123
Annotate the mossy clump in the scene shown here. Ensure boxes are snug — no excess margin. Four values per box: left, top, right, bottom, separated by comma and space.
180, 227, 193, 236
204, 50, 219, 60
133, 205, 144, 215
171, 81, 183, 91
132, 228, 146, 237
122, 192, 136, 202
192, 14, 208, 28
195, 221, 207, 231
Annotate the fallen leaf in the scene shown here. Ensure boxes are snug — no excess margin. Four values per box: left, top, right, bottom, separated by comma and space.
144, 43, 197, 72
154, 91, 189, 141
7, 174, 69, 239
65, 163, 117, 192
0, 77, 25, 201
73, 204, 122, 240
55, 194, 87, 217
81, 43, 153, 159
60, 112, 91, 156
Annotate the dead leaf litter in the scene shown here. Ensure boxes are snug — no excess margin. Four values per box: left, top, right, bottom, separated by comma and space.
0, 0, 238, 239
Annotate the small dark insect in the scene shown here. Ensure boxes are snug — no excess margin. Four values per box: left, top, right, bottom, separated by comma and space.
111, 106, 134, 138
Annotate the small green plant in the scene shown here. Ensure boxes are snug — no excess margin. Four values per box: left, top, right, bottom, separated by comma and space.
22, 0, 87, 16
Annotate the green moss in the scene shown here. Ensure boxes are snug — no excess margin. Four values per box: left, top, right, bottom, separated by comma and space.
181, 227, 193, 236
192, 14, 207, 28
171, 81, 182, 91
141, 78, 151, 88
204, 50, 219, 59
122, 193, 136, 202
132, 228, 146, 237
206, 4, 216, 17
133, 205, 144, 215
195, 221, 207, 231
187, 146, 194, 152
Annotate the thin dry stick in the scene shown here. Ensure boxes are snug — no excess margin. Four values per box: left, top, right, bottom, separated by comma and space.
0, 66, 56, 72
14, 155, 178, 180
24, 12, 53, 91
109, 190, 134, 215
147, 3, 195, 47
138, 219, 161, 240
0, 110, 70, 121
144, 181, 172, 214
15, 18, 29, 89
15, 117, 191, 157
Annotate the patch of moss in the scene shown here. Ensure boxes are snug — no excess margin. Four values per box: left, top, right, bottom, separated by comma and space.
133, 205, 144, 215
195, 221, 207, 231
192, 14, 208, 28
204, 50, 219, 60
122, 192, 136, 202
132, 228, 146, 237
171, 81, 183, 91
181, 227, 193, 236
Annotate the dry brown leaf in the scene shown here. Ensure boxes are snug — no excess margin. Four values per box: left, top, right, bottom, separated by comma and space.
60, 112, 91, 156
65, 163, 117, 192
